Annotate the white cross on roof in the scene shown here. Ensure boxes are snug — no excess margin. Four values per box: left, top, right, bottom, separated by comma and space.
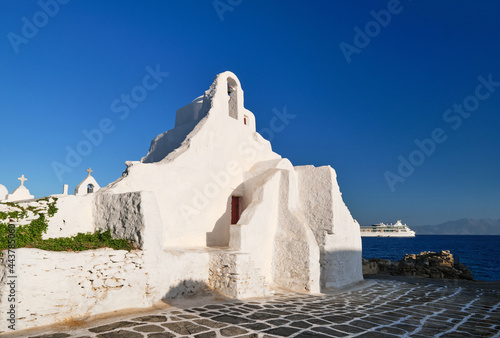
18, 174, 27, 186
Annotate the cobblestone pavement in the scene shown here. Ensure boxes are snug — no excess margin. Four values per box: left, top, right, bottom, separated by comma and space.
10, 278, 500, 337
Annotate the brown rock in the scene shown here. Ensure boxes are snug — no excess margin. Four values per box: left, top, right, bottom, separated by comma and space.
362, 250, 474, 280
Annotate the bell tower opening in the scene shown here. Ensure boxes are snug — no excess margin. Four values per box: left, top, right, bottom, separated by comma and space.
227, 77, 238, 120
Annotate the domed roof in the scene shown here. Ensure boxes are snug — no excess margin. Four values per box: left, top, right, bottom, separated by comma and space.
0, 184, 8, 200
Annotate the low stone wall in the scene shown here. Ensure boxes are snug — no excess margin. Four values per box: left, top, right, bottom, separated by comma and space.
0, 248, 153, 332
0, 198, 55, 227
362, 250, 474, 280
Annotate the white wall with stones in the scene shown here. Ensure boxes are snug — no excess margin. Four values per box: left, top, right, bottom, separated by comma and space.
0, 248, 150, 331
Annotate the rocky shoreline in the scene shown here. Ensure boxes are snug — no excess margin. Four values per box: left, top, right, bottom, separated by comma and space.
362, 250, 474, 280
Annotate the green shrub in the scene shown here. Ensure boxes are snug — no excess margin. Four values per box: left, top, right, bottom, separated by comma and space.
0, 200, 134, 252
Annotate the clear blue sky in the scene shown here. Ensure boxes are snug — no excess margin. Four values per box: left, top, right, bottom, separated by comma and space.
1, 0, 499, 226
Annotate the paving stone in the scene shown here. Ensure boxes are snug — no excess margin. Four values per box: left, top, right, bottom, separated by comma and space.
30, 334, 72, 338
311, 326, 348, 337
364, 316, 393, 325
96, 331, 143, 338
179, 314, 199, 319
321, 314, 351, 323
392, 323, 419, 332
264, 327, 301, 337
290, 320, 312, 328
194, 332, 217, 338
356, 332, 395, 338
248, 311, 280, 320
147, 333, 175, 338
266, 319, 289, 325
162, 321, 209, 335
295, 331, 332, 338
193, 319, 228, 328
229, 308, 252, 314
212, 315, 253, 324
242, 322, 271, 330
284, 314, 312, 320
422, 320, 454, 331
133, 324, 165, 333
220, 326, 248, 336
350, 319, 380, 329
262, 309, 292, 315
204, 304, 226, 310
130, 315, 168, 323
306, 318, 331, 325
330, 324, 365, 334
376, 326, 407, 335
89, 321, 138, 333
439, 332, 473, 338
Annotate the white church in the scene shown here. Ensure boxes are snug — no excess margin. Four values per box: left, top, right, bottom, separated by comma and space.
0, 168, 100, 203
0, 72, 362, 332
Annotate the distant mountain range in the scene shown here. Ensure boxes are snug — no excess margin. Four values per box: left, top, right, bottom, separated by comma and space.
413, 218, 500, 235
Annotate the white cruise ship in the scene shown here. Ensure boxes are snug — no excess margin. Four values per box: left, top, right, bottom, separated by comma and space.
360, 220, 415, 237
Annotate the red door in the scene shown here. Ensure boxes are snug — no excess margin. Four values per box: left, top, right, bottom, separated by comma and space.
231, 196, 240, 224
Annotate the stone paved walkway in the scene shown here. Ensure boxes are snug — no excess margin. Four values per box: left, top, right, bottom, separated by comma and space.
8, 278, 500, 337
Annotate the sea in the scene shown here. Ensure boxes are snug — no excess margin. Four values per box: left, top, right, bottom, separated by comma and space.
362, 235, 500, 281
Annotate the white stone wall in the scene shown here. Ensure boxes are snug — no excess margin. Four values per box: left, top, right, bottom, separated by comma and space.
45, 195, 95, 239
0, 198, 56, 227
0, 248, 151, 332
209, 251, 272, 299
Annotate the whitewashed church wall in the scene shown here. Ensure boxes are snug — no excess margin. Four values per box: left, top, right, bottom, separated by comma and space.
230, 169, 281, 281
105, 111, 280, 248
296, 165, 363, 289
272, 169, 321, 294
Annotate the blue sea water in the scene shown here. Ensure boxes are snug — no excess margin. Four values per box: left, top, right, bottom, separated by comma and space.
362, 235, 500, 281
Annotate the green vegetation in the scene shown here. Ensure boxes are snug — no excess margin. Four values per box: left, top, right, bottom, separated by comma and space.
0, 199, 134, 252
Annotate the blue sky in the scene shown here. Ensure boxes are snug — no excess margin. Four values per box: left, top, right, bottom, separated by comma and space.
0, 0, 499, 226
